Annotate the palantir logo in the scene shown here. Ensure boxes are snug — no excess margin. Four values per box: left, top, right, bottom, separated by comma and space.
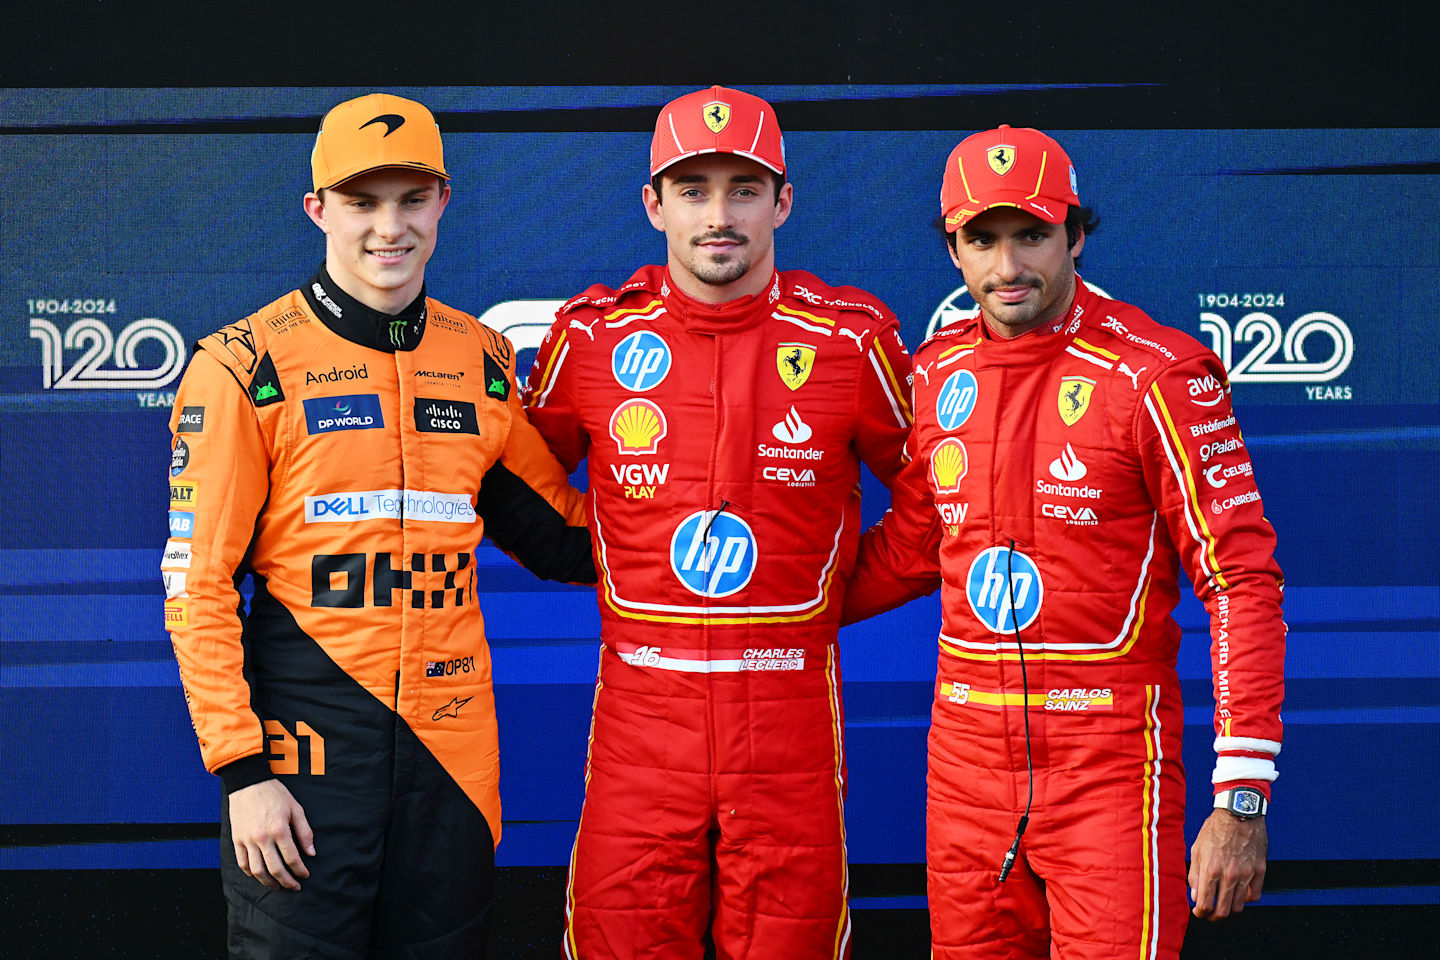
936, 370, 979, 431
611, 331, 672, 392
670, 510, 757, 598
966, 546, 1043, 633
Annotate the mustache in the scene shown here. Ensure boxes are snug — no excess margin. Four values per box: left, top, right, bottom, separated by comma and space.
692, 230, 748, 247
982, 277, 1041, 293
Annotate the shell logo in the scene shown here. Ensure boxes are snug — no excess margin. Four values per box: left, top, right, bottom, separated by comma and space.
929, 437, 968, 494
609, 399, 668, 456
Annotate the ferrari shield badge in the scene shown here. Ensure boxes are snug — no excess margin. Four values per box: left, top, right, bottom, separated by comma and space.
777, 343, 816, 391
1057, 376, 1095, 426
988, 144, 1016, 176
703, 101, 731, 134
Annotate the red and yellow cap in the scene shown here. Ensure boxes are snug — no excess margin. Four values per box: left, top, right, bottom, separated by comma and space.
650, 85, 786, 178
941, 124, 1079, 231
311, 93, 449, 192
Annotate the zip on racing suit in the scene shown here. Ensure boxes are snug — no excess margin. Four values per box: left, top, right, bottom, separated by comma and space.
843, 281, 1285, 959
524, 264, 914, 959
163, 266, 593, 958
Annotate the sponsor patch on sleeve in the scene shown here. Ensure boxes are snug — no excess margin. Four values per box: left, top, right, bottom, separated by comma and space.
164, 599, 189, 630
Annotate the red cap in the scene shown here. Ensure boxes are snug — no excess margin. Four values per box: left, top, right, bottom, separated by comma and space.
650, 85, 786, 178
940, 125, 1079, 231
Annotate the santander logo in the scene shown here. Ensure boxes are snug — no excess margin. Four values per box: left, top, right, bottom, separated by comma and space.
1049, 443, 1088, 482
772, 406, 813, 444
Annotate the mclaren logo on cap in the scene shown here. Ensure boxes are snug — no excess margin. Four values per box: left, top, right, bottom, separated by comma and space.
360, 114, 406, 137
703, 101, 731, 133
988, 145, 1016, 176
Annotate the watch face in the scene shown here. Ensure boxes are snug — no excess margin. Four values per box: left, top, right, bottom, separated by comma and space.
1233, 790, 1262, 816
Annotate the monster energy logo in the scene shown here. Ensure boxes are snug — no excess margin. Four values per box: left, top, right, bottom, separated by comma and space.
388, 319, 407, 347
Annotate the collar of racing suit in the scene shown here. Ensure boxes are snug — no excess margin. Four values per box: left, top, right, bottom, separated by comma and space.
659, 268, 777, 334
975, 279, 1088, 367
301, 263, 428, 353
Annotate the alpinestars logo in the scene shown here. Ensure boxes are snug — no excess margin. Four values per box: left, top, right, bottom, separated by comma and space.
1049, 443, 1088, 482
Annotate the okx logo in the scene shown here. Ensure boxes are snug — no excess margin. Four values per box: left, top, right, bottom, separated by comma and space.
966, 546, 1043, 633
670, 510, 757, 598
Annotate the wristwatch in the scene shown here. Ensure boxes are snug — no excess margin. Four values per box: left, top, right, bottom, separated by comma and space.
1214, 787, 1268, 819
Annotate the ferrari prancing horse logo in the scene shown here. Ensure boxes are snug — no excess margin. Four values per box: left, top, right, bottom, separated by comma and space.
988, 145, 1016, 176
777, 343, 816, 390
703, 101, 731, 134
1058, 376, 1095, 426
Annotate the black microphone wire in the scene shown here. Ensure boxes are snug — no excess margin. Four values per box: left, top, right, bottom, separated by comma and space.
997, 538, 1034, 883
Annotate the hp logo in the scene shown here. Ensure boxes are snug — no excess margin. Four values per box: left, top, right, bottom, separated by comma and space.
670, 510, 757, 598
611, 331, 672, 392
966, 546, 1043, 633
936, 370, 979, 431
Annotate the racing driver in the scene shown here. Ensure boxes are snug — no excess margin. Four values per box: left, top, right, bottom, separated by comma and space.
524, 85, 914, 958
843, 125, 1286, 958
162, 92, 593, 957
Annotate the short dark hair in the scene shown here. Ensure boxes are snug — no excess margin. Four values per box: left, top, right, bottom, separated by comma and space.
651, 170, 787, 205
936, 205, 1100, 267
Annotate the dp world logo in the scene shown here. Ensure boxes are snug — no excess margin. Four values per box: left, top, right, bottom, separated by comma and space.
936, 370, 979, 431
611, 331, 672, 392
966, 546, 1043, 633
670, 510, 757, 598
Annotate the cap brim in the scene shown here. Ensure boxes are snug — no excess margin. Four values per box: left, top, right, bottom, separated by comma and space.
651, 147, 784, 179
943, 195, 1069, 232
319, 161, 450, 192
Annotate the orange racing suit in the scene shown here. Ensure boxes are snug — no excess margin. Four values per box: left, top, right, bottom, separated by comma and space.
164, 267, 592, 957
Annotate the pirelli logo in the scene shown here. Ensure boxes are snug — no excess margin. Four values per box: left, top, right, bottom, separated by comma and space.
311, 552, 473, 609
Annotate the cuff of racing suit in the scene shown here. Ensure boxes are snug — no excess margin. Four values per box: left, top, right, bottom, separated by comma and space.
1211, 735, 1278, 802
218, 755, 276, 794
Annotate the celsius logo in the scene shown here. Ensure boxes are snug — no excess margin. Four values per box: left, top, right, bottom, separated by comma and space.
670, 510, 757, 598
772, 406, 813, 444
611, 331, 672, 392
936, 370, 979, 431
29, 316, 186, 390
1199, 311, 1353, 383
966, 546, 1043, 633
1049, 443, 1088, 481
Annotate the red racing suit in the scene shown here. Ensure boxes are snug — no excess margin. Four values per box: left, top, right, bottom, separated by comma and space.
524, 265, 914, 959
844, 281, 1285, 960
